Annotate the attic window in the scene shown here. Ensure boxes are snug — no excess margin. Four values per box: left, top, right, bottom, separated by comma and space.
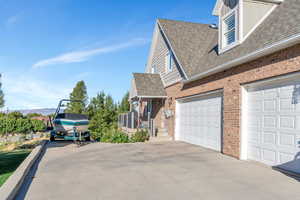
165, 51, 173, 73
151, 65, 157, 74
222, 10, 237, 48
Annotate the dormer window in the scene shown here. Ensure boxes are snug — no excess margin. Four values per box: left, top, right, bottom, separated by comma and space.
151, 65, 156, 74
165, 51, 173, 73
222, 9, 237, 49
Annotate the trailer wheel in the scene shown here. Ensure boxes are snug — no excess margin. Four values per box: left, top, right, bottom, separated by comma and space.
50, 135, 55, 141
85, 136, 91, 141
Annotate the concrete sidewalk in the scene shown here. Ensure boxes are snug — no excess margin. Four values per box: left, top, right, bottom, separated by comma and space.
17, 141, 299, 200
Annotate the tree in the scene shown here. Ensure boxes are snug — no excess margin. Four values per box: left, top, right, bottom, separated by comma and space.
86, 92, 105, 119
118, 91, 130, 113
65, 81, 88, 114
0, 74, 4, 108
88, 92, 118, 141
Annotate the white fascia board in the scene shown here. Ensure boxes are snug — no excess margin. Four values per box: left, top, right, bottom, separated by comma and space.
146, 22, 159, 73
213, 0, 223, 16
254, 0, 284, 4
157, 20, 189, 80
131, 95, 167, 99
183, 33, 300, 84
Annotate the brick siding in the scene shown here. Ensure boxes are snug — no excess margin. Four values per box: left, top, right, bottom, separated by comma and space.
175, 44, 300, 158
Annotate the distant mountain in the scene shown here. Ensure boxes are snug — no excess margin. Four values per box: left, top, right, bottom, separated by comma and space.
15, 108, 57, 116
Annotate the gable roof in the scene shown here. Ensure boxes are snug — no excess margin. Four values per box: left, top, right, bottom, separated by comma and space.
157, 19, 218, 80
158, 0, 300, 81
131, 73, 167, 98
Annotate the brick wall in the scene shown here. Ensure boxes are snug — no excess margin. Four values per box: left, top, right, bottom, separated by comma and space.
176, 44, 300, 158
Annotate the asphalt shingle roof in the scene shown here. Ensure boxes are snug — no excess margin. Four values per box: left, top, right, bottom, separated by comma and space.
132, 73, 167, 97
158, 0, 300, 79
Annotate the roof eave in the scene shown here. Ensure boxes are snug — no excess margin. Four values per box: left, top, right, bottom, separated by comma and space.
130, 95, 168, 100
183, 32, 300, 85
256, 0, 284, 4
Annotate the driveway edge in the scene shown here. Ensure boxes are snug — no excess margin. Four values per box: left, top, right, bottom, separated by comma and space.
0, 140, 48, 200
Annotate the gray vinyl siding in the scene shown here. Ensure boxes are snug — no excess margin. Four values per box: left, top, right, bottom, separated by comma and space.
147, 27, 183, 87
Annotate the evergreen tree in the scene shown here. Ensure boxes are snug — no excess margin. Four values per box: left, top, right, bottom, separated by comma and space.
0, 74, 4, 108
88, 92, 118, 140
86, 91, 105, 118
118, 91, 130, 113
65, 80, 88, 114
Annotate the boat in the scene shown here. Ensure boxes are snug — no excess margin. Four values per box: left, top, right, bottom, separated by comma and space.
50, 99, 90, 141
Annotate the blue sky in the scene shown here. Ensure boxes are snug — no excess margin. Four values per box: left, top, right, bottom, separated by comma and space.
0, 0, 217, 110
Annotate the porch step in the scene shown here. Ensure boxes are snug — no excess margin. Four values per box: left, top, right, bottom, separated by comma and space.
157, 128, 168, 137
148, 135, 173, 143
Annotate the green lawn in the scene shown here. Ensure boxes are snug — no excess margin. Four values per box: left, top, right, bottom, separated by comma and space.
0, 150, 31, 187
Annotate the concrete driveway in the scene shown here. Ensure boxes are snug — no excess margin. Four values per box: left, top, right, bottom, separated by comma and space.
17, 141, 299, 200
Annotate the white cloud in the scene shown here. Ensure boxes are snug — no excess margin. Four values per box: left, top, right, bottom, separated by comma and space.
32, 38, 148, 69
2, 74, 72, 110
5, 14, 20, 27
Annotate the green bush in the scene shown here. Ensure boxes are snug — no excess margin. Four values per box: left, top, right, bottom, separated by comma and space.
15, 118, 32, 134
100, 128, 130, 143
130, 130, 149, 143
31, 119, 46, 132
0, 117, 17, 135
0, 113, 46, 136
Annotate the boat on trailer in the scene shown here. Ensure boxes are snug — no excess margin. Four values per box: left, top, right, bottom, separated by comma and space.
50, 99, 90, 141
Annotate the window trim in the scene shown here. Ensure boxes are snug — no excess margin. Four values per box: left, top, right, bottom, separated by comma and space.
165, 50, 173, 73
219, 8, 239, 54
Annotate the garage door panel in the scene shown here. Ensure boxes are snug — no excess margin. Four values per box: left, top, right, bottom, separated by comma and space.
262, 148, 277, 164
279, 152, 295, 164
248, 145, 261, 160
262, 131, 276, 145
279, 116, 295, 129
247, 81, 300, 173
262, 90, 277, 100
278, 132, 297, 148
263, 115, 277, 128
177, 94, 222, 151
248, 131, 260, 144
279, 98, 294, 112
263, 99, 277, 112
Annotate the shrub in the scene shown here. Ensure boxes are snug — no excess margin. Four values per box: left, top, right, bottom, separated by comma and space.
130, 130, 149, 143
100, 128, 130, 143
31, 119, 46, 132
15, 118, 32, 134
0, 114, 47, 135
0, 116, 17, 135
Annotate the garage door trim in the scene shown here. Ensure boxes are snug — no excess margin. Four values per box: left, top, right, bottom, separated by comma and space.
241, 72, 300, 163
175, 89, 223, 150
176, 89, 223, 102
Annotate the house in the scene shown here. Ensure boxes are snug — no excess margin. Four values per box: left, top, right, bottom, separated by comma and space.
121, 0, 300, 174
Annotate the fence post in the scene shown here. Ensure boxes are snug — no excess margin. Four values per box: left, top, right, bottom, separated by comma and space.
127, 113, 129, 129
131, 112, 134, 129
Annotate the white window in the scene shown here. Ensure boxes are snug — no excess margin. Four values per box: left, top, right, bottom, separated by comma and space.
151, 65, 156, 74
165, 51, 173, 73
222, 10, 236, 48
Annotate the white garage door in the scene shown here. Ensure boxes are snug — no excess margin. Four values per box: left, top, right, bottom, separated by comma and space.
247, 81, 300, 173
177, 93, 222, 151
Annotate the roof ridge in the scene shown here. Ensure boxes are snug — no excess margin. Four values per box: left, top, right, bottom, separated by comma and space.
157, 18, 214, 27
